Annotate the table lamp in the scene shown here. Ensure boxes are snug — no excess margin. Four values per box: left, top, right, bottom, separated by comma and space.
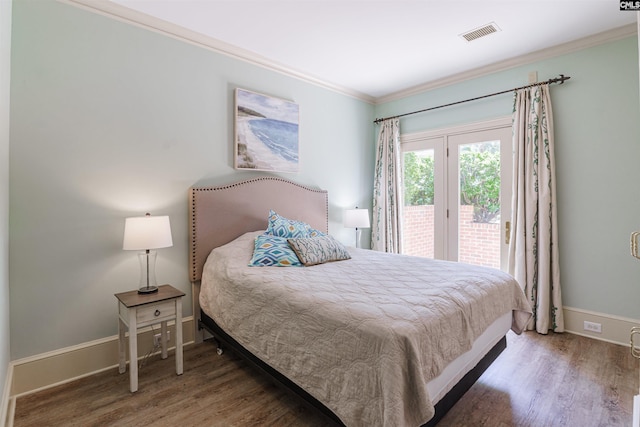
344, 207, 370, 249
123, 213, 173, 294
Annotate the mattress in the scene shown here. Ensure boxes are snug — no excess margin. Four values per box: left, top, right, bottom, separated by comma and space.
200, 231, 531, 427
426, 311, 511, 404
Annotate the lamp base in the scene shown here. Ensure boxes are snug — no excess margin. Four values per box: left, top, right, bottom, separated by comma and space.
138, 286, 159, 294
136, 250, 159, 294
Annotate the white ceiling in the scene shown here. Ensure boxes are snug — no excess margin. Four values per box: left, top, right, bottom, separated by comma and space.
104, 0, 637, 100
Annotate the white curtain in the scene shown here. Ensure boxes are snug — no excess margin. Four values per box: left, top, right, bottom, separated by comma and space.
371, 118, 403, 253
509, 84, 564, 333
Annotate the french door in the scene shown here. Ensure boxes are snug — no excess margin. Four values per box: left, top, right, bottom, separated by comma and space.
401, 118, 512, 270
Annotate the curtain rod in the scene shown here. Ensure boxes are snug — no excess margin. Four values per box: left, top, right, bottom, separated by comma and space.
373, 74, 571, 124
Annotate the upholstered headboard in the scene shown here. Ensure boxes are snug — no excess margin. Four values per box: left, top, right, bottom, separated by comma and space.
188, 176, 329, 283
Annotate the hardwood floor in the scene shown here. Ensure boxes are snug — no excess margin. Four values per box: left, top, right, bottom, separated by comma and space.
12, 331, 637, 427
437, 331, 635, 427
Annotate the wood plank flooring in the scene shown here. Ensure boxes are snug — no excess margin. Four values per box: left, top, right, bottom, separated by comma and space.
12, 331, 637, 427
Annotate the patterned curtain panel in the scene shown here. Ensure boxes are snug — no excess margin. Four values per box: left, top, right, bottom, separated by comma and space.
509, 84, 564, 333
371, 118, 403, 253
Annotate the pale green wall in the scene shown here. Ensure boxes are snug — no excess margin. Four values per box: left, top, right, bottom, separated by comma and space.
376, 36, 640, 320
9, 0, 638, 362
9, 0, 374, 359
0, 0, 11, 402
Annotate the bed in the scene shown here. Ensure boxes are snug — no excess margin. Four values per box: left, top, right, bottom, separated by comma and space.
189, 176, 532, 427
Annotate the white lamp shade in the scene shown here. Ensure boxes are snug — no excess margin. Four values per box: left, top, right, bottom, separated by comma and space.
344, 208, 370, 229
123, 215, 173, 250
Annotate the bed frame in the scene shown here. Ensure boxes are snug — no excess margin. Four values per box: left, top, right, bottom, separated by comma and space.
188, 176, 506, 427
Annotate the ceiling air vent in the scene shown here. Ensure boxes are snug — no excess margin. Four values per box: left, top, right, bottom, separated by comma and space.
460, 22, 500, 42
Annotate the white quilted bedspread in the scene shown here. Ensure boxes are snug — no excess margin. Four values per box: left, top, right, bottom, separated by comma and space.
200, 231, 532, 427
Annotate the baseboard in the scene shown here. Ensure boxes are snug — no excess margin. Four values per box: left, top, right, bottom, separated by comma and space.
563, 306, 639, 347
9, 317, 194, 397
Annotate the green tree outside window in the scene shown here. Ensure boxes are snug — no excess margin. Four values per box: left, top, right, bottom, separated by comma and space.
404, 142, 500, 223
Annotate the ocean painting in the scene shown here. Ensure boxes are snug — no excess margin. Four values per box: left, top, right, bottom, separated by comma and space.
235, 88, 299, 173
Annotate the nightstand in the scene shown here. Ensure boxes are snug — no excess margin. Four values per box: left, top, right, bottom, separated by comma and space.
115, 284, 185, 392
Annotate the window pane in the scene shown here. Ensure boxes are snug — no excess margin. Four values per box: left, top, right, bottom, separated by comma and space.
403, 150, 435, 258
458, 140, 501, 268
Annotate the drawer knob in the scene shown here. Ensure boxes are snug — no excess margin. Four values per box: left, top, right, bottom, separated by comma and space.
154, 309, 161, 317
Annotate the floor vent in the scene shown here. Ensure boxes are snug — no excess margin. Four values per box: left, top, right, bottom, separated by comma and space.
460, 23, 500, 42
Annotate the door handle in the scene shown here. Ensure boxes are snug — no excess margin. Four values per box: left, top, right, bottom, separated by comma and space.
631, 326, 640, 359
631, 231, 640, 259
505, 221, 511, 245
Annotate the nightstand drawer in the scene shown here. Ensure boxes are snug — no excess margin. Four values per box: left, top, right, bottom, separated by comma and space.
137, 300, 175, 323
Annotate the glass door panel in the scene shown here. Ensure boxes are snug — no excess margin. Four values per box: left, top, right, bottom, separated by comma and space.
457, 139, 501, 268
403, 149, 436, 258
401, 136, 445, 259
448, 127, 512, 270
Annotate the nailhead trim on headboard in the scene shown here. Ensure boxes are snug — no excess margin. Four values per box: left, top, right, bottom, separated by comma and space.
189, 176, 329, 283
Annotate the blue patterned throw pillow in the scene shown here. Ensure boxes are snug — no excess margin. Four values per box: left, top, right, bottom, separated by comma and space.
308, 228, 326, 238
249, 234, 302, 267
266, 210, 314, 238
287, 235, 351, 266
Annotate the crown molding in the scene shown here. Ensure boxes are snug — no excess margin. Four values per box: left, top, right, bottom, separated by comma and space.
58, 1, 636, 106
376, 24, 638, 104
59, 0, 377, 104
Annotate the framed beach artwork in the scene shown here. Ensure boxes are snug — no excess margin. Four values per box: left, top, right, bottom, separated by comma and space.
234, 88, 300, 173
